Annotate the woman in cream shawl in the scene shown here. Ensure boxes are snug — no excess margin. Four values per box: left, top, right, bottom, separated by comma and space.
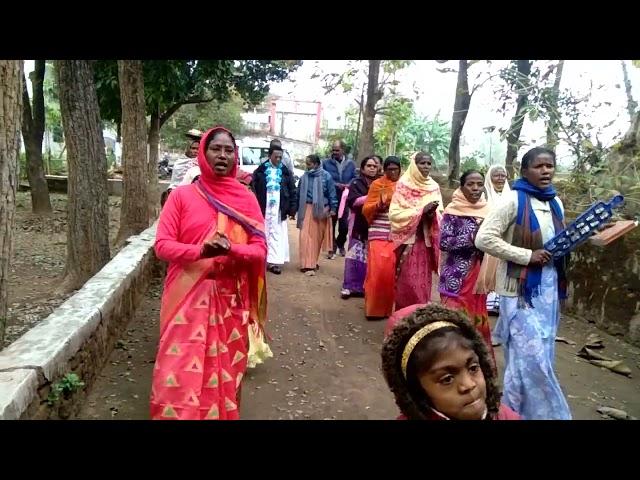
478, 165, 510, 319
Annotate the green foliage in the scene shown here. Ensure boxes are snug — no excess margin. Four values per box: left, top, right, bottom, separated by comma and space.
160, 97, 245, 150
374, 97, 414, 155
42, 62, 64, 145
321, 130, 358, 159
461, 150, 486, 173
47, 373, 85, 406
372, 106, 450, 169
319, 107, 359, 158
408, 114, 451, 165
48, 156, 67, 175
106, 149, 116, 170
94, 60, 300, 127
18, 151, 27, 181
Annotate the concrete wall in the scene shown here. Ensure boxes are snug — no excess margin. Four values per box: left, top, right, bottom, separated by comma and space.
565, 227, 640, 346
0, 224, 159, 420
20, 176, 170, 197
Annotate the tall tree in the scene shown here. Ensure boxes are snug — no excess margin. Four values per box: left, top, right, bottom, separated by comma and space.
358, 60, 382, 158
318, 60, 411, 160
504, 60, 532, 179
56, 60, 110, 292
0, 60, 23, 344
115, 60, 149, 245
620, 60, 638, 122
21, 59, 52, 213
447, 60, 471, 187
147, 107, 161, 220
545, 60, 565, 151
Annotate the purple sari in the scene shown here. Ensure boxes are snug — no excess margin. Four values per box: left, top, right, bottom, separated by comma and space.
342, 176, 373, 295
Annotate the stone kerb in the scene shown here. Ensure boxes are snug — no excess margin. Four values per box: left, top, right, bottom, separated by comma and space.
0, 223, 158, 420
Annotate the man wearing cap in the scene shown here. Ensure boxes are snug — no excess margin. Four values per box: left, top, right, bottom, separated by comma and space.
160, 130, 202, 207
262, 138, 295, 176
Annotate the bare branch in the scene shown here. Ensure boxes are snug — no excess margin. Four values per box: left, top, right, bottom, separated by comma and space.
470, 72, 502, 96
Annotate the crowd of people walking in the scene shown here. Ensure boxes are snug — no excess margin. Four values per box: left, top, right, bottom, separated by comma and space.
153, 127, 572, 421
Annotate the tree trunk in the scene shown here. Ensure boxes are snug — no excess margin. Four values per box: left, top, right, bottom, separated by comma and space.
353, 87, 364, 161
21, 59, 52, 214
504, 60, 532, 179
0, 60, 23, 344
447, 60, 471, 187
357, 60, 382, 159
115, 60, 149, 246
55, 60, 110, 293
546, 60, 564, 151
611, 110, 640, 169
601, 110, 639, 217
147, 107, 160, 221
621, 60, 638, 122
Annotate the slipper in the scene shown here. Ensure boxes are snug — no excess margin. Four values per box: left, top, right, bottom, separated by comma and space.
577, 347, 612, 361
589, 359, 632, 377
585, 333, 605, 349
597, 406, 637, 420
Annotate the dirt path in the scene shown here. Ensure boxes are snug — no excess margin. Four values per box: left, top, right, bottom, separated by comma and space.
3, 193, 122, 348
77, 221, 640, 420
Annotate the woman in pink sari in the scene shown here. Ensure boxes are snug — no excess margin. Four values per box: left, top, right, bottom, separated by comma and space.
151, 126, 268, 420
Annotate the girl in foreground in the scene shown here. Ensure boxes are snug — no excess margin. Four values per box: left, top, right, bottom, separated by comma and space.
382, 303, 520, 420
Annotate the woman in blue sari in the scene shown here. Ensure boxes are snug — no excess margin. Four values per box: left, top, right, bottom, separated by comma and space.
474, 147, 571, 420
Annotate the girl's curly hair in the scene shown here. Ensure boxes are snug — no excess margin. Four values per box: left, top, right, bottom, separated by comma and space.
381, 304, 500, 420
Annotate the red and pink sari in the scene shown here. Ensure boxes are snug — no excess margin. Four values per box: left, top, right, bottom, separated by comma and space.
151, 127, 267, 420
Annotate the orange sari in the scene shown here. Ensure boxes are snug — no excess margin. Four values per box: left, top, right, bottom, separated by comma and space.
363, 176, 398, 318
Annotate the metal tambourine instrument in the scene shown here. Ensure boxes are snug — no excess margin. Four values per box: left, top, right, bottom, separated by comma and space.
544, 195, 625, 259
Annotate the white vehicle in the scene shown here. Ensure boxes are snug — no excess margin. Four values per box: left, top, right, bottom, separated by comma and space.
236, 139, 305, 185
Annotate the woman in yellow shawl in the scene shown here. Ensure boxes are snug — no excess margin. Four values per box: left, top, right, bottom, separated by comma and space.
389, 152, 443, 309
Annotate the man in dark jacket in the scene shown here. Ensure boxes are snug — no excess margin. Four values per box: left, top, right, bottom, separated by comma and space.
261, 138, 295, 177
322, 140, 356, 258
251, 146, 297, 274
